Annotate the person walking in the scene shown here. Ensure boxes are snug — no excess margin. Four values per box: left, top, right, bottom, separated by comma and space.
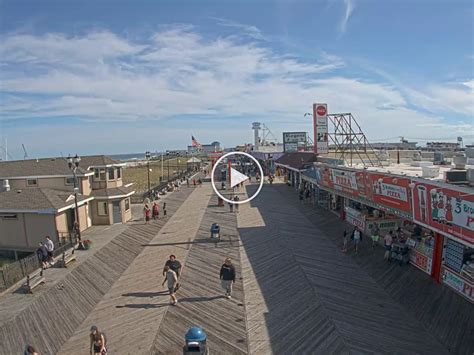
219, 258, 236, 299
24, 345, 39, 355
36, 242, 48, 269
229, 201, 234, 213
233, 195, 240, 213
384, 231, 394, 261
193, 179, 196, 187
44, 235, 54, 266
186, 178, 190, 187
144, 205, 151, 224
352, 227, 362, 254
163, 255, 182, 291
90, 325, 107, 354
162, 266, 178, 305
152, 202, 159, 221
371, 225, 380, 249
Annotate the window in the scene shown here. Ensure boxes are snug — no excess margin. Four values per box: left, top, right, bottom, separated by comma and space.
125, 198, 130, 211
117, 168, 122, 179
98, 202, 108, 215
0, 213, 17, 220
94, 168, 106, 181
27, 178, 37, 186
108, 167, 115, 180
65, 177, 76, 185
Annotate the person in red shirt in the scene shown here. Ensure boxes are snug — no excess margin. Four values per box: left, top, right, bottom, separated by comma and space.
152, 202, 159, 220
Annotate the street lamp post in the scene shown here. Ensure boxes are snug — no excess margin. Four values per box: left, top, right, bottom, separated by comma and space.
145, 151, 151, 198
67, 154, 82, 247
167, 158, 170, 181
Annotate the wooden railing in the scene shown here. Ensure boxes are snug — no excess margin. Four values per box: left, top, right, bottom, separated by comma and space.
0, 234, 77, 290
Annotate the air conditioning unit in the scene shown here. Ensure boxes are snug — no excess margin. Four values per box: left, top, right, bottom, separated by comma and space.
445, 170, 468, 184
421, 166, 439, 178
453, 153, 467, 169
466, 169, 474, 186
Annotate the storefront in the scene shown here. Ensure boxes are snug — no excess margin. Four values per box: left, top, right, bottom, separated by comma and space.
399, 222, 437, 275
300, 163, 474, 301
411, 179, 474, 299
344, 199, 402, 236
442, 239, 473, 302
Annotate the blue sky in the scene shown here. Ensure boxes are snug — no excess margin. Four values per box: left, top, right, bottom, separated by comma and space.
0, 0, 473, 158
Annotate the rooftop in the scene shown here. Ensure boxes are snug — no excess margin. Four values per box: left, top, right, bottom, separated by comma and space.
275, 151, 318, 170
0, 188, 92, 213
90, 185, 135, 198
0, 155, 123, 179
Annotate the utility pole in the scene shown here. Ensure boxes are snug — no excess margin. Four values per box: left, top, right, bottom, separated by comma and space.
145, 151, 151, 198
161, 152, 164, 181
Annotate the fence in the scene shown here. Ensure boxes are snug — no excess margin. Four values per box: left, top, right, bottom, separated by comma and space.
0, 234, 78, 290
130, 171, 195, 204
0, 253, 40, 289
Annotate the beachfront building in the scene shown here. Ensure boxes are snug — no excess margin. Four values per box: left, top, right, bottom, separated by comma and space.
0, 155, 135, 253
187, 141, 221, 155
283, 150, 474, 302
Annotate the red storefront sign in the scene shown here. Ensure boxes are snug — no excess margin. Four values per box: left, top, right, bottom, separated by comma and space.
367, 173, 412, 214
412, 181, 474, 244
317, 167, 368, 198
409, 250, 433, 274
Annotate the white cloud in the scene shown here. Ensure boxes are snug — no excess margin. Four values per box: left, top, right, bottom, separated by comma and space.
212, 17, 266, 40
405, 81, 474, 117
339, 0, 355, 35
0, 26, 472, 154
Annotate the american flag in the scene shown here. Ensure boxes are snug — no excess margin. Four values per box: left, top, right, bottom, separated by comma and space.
191, 136, 202, 148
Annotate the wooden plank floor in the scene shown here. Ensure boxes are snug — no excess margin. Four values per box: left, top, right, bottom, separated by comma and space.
151, 193, 248, 354
2, 181, 472, 354
274, 184, 474, 355
0, 187, 195, 355
238, 183, 453, 354
58, 185, 212, 354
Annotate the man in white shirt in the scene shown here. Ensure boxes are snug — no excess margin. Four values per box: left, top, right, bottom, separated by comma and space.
44, 235, 54, 265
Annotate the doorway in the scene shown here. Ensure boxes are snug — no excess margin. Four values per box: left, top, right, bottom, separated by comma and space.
112, 201, 121, 224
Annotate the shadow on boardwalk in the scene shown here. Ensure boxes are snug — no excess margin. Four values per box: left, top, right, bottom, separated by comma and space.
237, 183, 473, 354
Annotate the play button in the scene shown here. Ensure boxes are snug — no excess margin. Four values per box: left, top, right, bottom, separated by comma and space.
230, 168, 249, 188
210, 152, 264, 205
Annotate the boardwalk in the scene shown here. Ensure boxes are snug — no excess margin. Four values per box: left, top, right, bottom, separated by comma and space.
0, 181, 472, 354
0, 187, 195, 355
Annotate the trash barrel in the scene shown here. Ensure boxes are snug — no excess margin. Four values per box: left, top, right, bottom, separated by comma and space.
183, 326, 208, 354
210, 223, 220, 240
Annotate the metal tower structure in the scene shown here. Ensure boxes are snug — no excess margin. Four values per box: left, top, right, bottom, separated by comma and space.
327, 113, 382, 167
260, 123, 278, 145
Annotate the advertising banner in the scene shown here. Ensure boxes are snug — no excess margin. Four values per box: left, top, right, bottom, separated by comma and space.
409, 250, 433, 275
367, 173, 412, 214
314, 166, 368, 198
313, 103, 328, 155
442, 268, 473, 302
412, 181, 474, 244
345, 206, 366, 230
283, 132, 307, 152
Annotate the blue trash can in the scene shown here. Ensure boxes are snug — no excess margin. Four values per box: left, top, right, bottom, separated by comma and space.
210, 223, 220, 240
183, 326, 208, 354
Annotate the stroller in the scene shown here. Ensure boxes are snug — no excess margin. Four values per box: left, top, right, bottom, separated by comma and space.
390, 243, 410, 266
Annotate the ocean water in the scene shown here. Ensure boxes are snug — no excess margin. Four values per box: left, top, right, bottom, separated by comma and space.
109, 153, 149, 161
